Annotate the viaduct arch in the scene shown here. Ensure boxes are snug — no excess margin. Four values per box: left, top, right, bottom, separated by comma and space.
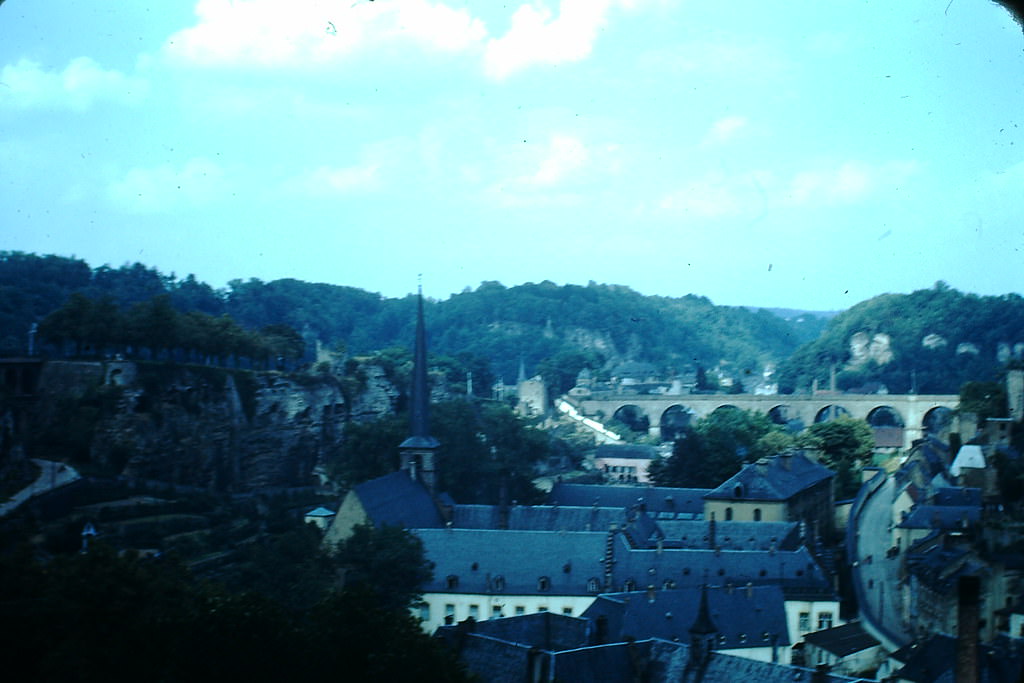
567, 393, 960, 450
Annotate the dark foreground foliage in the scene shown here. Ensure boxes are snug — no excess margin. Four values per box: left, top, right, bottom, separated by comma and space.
0, 541, 471, 683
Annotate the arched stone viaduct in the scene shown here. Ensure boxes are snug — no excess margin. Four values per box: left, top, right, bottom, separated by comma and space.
565, 393, 960, 450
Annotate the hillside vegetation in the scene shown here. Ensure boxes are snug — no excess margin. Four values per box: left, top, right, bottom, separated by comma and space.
5, 253, 1024, 397
777, 282, 1024, 394
1, 252, 817, 391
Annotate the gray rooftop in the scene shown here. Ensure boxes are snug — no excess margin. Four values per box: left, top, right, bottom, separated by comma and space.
705, 452, 832, 502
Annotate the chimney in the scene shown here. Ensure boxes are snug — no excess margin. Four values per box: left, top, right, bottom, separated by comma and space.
956, 575, 981, 683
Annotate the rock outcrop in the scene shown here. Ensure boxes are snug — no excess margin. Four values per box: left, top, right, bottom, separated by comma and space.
25, 361, 393, 491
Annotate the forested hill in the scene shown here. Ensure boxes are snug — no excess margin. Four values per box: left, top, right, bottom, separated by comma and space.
0, 252, 821, 389
13, 253, 1024, 396
776, 282, 1024, 394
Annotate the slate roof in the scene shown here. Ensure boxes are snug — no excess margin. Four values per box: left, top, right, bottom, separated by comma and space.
612, 544, 833, 594
931, 487, 982, 507
891, 633, 1024, 683
704, 452, 832, 502
416, 528, 834, 598
353, 470, 444, 529
440, 630, 862, 683
655, 520, 802, 551
417, 528, 608, 596
451, 504, 624, 532
549, 483, 709, 518
802, 621, 878, 657
898, 504, 980, 530
582, 585, 791, 649
435, 611, 590, 652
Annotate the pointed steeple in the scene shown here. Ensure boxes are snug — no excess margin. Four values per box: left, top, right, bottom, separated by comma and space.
400, 286, 439, 491
688, 584, 718, 668
409, 286, 432, 441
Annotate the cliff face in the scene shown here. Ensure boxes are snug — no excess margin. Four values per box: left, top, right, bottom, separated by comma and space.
25, 361, 396, 491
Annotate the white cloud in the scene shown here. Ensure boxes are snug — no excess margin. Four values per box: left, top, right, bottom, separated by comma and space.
283, 163, 382, 197
530, 135, 589, 185
164, 0, 486, 68
483, 133, 595, 206
108, 158, 228, 213
484, 0, 634, 79
701, 115, 749, 145
0, 57, 148, 110
784, 160, 918, 207
657, 160, 920, 218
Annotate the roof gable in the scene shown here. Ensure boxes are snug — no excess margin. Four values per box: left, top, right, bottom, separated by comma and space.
354, 471, 444, 529
705, 453, 832, 502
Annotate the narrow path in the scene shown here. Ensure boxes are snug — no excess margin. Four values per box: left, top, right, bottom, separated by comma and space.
0, 459, 80, 516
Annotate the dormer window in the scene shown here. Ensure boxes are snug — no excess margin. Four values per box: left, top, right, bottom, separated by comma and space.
587, 577, 601, 593
446, 575, 459, 590
734, 484, 744, 498
624, 579, 637, 592
492, 575, 505, 592
538, 576, 551, 591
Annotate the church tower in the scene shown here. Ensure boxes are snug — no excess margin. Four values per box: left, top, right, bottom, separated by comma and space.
399, 287, 440, 493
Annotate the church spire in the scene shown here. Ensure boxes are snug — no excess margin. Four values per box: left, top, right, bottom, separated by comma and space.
410, 285, 431, 440
400, 285, 439, 492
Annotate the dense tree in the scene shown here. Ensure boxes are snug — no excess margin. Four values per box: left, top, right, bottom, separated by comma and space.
332, 523, 433, 612
649, 408, 793, 488
796, 417, 874, 499
960, 380, 1008, 422
0, 541, 470, 682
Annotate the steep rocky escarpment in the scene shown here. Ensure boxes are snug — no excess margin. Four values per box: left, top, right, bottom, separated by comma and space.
23, 360, 397, 491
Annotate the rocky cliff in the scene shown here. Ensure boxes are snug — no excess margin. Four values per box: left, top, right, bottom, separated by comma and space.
21, 360, 401, 491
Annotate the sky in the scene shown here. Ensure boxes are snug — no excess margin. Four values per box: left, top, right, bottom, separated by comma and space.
1, 1, 1023, 311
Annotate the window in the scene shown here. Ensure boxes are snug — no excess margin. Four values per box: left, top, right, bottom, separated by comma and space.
539, 606, 548, 612
817, 612, 833, 630
538, 576, 551, 591
445, 575, 459, 590
492, 575, 505, 592
624, 579, 637, 592
419, 603, 431, 621
663, 579, 676, 589
725, 507, 733, 521
468, 604, 479, 619
491, 605, 502, 619
753, 508, 762, 522
515, 605, 525, 616
799, 612, 810, 632
562, 607, 573, 615
587, 577, 601, 593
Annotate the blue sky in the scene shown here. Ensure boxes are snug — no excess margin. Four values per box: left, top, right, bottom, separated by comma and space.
1, 0, 1022, 310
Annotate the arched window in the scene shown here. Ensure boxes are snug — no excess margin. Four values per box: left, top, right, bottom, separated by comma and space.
753, 508, 762, 522
537, 576, 551, 591
725, 507, 733, 521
